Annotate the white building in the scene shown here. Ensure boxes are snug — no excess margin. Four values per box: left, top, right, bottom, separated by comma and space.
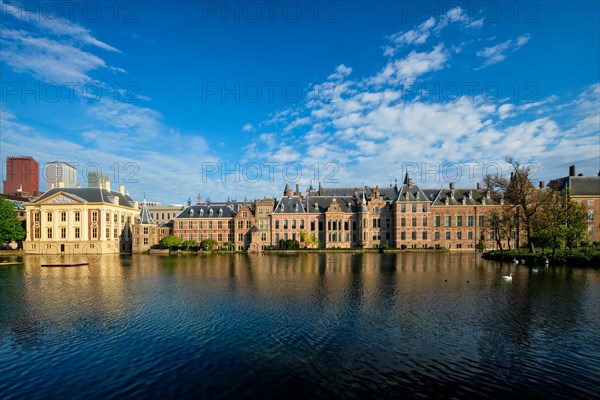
45, 162, 78, 190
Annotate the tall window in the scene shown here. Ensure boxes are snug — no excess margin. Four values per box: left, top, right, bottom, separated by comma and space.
47, 212, 53, 222
74, 227, 80, 238
446, 231, 451, 240
456, 216, 463, 226
34, 228, 40, 239
218, 221, 223, 229
92, 227, 98, 239
478, 215, 485, 226
34, 212, 40, 222
412, 217, 417, 227
457, 231, 462, 240
275, 220, 280, 229
435, 231, 440, 240
246, 221, 251, 229
75, 212, 80, 222
423, 217, 427, 227
445, 216, 451, 226
412, 204, 417, 212
401, 218, 406, 227
401, 204, 406, 212
92, 212, 98, 222
189, 221, 193, 229
422, 231, 427, 240
467, 216, 474, 226
143, 227, 149, 234
60, 227, 67, 238
47, 228, 52, 239
435, 216, 440, 227
61, 212, 67, 222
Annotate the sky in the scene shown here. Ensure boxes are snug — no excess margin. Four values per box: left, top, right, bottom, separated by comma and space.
1, 0, 599, 205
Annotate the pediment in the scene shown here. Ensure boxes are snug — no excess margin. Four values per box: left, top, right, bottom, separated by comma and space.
40, 193, 84, 204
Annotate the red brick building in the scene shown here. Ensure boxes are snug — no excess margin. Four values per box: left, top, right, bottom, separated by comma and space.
3, 156, 39, 196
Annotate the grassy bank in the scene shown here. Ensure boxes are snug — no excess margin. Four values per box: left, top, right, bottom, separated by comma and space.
482, 248, 600, 268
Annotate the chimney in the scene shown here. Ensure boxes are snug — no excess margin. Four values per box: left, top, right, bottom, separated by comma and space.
476, 182, 481, 190
407, 178, 413, 188
569, 165, 576, 177
197, 194, 202, 204
295, 184, 299, 196
134, 201, 139, 209
578, 173, 583, 177
104, 180, 111, 191
449, 182, 455, 190
119, 184, 125, 195
113, 196, 119, 205
539, 181, 545, 189
58, 181, 64, 188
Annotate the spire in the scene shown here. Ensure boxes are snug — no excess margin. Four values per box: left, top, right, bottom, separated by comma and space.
403, 172, 410, 185
284, 183, 292, 197
138, 198, 153, 225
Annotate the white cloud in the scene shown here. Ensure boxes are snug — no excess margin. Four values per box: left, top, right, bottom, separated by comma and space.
327, 64, 353, 80
371, 44, 449, 85
242, 123, 255, 132
476, 34, 532, 68
0, 0, 120, 52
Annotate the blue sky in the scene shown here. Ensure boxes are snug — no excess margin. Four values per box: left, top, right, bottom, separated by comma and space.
1, 0, 599, 204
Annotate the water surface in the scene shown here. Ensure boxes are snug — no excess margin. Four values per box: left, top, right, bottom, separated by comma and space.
1, 253, 599, 399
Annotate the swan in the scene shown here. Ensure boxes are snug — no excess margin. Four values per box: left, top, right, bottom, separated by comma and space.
502, 273, 513, 281
545, 259, 549, 264
531, 268, 539, 273
520, 259, 526, 264
512, 258, 519, 264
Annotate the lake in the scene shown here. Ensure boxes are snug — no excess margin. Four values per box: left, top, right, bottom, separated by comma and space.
1, 253, 599, 399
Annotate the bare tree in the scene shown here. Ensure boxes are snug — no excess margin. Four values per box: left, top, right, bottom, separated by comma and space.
485, 156, 543, 253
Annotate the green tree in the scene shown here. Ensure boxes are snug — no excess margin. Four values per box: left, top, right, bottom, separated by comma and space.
539, 189, 587, 256
160, 235, 182, 249
223, 241, 235, 250
200, 239, 219, 250
181, 239, 198, 250
0, 198, 26, 244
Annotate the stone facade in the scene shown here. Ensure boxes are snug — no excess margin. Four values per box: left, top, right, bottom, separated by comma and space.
24, 184, 138, 254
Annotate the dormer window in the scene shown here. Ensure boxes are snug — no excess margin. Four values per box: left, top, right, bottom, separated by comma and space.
462, 197, 466, 205
219, 208, 223, 216
445, 197, 449, 205
209, 209, 213, 216
189, 209, 194, 216
199, 209, 204, 216
294, 204, 299, 211
468, 191, 473, 199
280, 204, 284, 212
314, 203, 318, 211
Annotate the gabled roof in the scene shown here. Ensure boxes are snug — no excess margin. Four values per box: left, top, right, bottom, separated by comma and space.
274, 196, 305, 214
308, 196, 356, 213
394, 183, 429, 203
33, 187, 135, 207
548, 176, 600, 196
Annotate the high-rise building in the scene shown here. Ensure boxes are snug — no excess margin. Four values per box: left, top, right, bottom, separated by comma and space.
3, 156, 39, 195
87, 172, 109, 188
45, 162, 77, 190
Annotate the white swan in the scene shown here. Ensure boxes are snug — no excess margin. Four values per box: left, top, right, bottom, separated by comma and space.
512, 258, 519, 264
531, 268, 539, 273
502, 273, 513, 281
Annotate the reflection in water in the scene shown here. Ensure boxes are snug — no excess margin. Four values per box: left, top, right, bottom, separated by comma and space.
1, 253, 599, 399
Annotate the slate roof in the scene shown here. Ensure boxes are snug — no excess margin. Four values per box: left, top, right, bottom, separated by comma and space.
310, 186, 398, 202
431, 188, 498, 206
176, 204, 237, 218
273, 196, 306, 214
308, 196, 356, 213
137, 201, 153, 224
33, 187, 135, 207
548, 176, 600, 196
394, 183, 429, 203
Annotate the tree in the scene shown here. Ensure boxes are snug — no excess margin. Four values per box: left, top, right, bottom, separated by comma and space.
160, 235, 182, 249
223, 241, 235, 250
0, 198, 25, 244
181, 239, 198, 250
538, 189, 586, 255
486, 156, 543, 253
200, 239, 218, 250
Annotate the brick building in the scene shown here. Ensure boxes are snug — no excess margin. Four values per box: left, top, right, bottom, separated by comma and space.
549, 165, 600, 242
3, 156, 39, 196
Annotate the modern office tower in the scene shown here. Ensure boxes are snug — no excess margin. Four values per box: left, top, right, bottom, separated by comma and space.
45, 162, 78, 190
87, 172, 110, 188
